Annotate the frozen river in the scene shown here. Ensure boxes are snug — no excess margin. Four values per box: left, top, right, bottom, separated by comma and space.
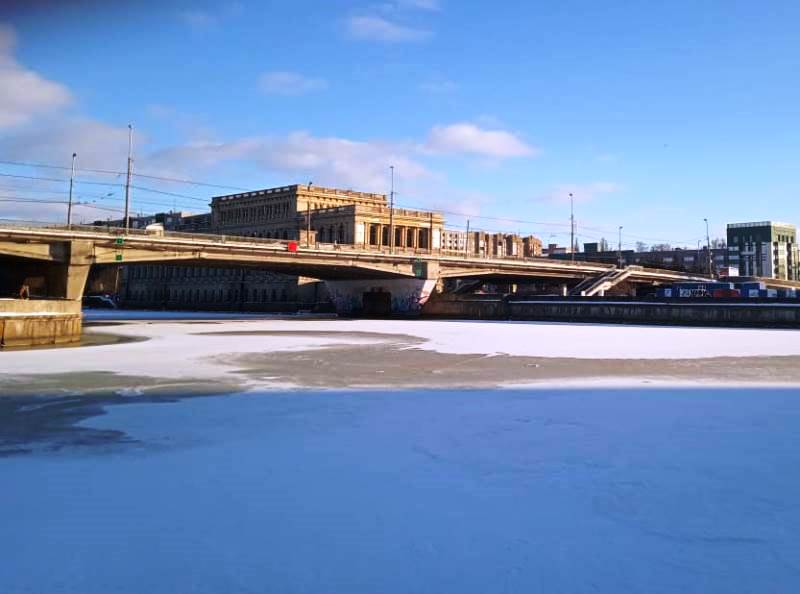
1, 313, 800, 593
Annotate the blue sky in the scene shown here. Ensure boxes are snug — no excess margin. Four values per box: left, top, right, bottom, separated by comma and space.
1, 0, 799, 248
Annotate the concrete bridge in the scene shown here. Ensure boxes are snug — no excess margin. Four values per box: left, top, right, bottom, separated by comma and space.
0, 223, 709, 345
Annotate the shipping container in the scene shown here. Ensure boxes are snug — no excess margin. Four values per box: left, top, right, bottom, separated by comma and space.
738, 281, 766, 291
712, 288, 741, 298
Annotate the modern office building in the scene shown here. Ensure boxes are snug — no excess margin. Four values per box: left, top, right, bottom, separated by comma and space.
726, 221, 799, 280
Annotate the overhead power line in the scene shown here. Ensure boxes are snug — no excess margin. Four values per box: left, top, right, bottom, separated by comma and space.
0, 172, 122, 187
0, 159, 247, 191
0, 197, 124, 213
0, 158, 708, 248
130, 185, 208, 202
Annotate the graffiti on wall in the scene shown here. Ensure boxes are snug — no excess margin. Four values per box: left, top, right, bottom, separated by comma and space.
325, 279, 436, 314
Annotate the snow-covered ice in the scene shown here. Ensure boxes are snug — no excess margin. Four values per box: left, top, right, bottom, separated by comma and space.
1, 387, 799, 593
3, 316, 800, 388
83, 314, 800, 359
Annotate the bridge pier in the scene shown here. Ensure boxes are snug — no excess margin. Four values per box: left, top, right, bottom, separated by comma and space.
55, 240, 93, 301
0, 241, 91, 348
325, 278, 439, 316
324, 261, 441, 316
325, 278, 438, 316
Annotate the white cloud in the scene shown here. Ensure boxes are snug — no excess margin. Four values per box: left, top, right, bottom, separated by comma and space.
133, 132, 430, 194
255, 132, 429, 191
346, 15, 431, 42
0, 117, 133, 170
258, 71, 328, 96
547, 181, 622, 203
0, 24, 72, 129
425, 122, 537, 159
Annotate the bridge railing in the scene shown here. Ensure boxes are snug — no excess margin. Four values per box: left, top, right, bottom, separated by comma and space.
0, 221, 710, 278
0, 221, 296, 249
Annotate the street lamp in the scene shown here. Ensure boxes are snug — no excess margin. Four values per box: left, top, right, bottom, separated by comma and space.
67, 152, 77, 228
569, 192, 575, 262
704, 218, 712, 277
618, 225, 624, 268
389, 165, 395, 253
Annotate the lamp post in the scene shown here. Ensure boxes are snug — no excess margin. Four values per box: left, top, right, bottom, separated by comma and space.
569, 192, 575, 262
618, 225, 624, 268
124, 124, 133, 232
67, 152, 77, 228
389, 165, 395, 253
704, 218, 712, 277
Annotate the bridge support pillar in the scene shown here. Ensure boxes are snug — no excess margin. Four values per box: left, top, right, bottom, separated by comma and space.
325, 278, 438, 316
325, 263, 440, 316
48, 240, 92, 301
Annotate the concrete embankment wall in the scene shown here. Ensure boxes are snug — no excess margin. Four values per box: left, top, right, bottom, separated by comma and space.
0, 299, 82, 347
423, 296, 800, 328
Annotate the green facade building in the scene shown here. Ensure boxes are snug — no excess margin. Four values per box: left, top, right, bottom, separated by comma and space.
727, 221, 798, 280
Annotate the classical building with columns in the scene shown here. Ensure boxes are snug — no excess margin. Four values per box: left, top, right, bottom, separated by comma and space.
210, 184, 445, 251
114, 184, 446, 311
304, 204, 443, 250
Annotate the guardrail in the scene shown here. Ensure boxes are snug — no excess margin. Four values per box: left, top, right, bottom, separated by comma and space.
0, 222, 712, 279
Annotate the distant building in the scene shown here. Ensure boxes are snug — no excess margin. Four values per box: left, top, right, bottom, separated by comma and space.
211, 184, 444, 250
93, 211, 213, 233
442, 230, 468, 252
542, 243, 569, 257
552, 246, 730, 275
463, 232, 542, 258
727, 221, 798, 280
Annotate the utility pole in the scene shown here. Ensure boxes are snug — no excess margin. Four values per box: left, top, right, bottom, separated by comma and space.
618, 225, 624, 268
389, 165, 395, 253
306, 181, 313, 247
67, 152, 77, 228
569, 192, 575, 262
704, 217, 712, 277
304, 206, 311, 247
124, 124, 133, 232
429, 211, 433, 254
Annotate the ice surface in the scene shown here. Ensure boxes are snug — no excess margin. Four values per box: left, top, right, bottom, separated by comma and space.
1, 387, 799, 593
3, 315, 800, 388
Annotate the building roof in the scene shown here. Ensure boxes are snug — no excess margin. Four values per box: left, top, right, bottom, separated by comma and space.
212, 184, 386, 203
727, 221, 795, 229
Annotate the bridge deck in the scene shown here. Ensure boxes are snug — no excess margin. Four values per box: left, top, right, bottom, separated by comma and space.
0, 223, 711, 284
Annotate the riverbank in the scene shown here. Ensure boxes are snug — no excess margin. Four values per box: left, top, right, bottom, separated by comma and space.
424, 295, 800, 328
